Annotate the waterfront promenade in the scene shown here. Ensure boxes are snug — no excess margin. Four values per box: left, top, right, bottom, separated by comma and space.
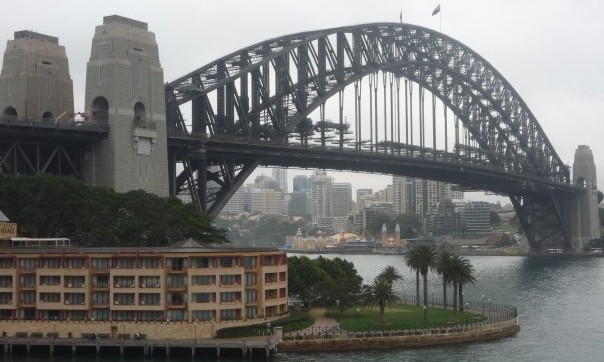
280, 304, 519, 353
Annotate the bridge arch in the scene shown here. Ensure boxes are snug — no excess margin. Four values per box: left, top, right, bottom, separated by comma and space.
166, 23, 578, 251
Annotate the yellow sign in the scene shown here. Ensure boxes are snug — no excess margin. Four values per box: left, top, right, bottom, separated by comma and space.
0, 223, 17, 239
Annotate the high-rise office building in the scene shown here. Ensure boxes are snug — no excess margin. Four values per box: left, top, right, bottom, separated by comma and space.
271, 168, 288, 193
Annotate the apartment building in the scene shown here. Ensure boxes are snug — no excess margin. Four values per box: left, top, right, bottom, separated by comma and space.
0, 240, 288, 325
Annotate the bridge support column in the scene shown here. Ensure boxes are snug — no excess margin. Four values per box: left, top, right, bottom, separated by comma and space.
571, 145, 601, 251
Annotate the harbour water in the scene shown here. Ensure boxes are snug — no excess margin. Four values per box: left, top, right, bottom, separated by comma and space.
4, 255, 603, 362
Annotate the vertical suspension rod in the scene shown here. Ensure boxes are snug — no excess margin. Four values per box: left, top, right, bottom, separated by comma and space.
369, 74, 374, 152
396, 76, 401, 155
432, 93, 436, 158
374, 72, 379, 152
390, 73, 394, 154
383, 71, 387, 154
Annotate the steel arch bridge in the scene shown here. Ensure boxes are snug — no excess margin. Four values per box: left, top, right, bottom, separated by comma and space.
165, 22, 580, 252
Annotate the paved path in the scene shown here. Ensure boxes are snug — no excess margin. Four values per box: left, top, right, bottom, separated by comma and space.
286, 308, 340, 336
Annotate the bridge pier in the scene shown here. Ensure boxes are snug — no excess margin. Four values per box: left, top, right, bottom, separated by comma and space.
570, 145, 600, 251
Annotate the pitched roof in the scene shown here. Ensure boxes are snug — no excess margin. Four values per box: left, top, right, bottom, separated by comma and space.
0, 209, 8, 222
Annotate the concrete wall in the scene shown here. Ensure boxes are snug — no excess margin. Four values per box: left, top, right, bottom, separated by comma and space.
279, 318, 520, 352
0, 31, 73, 120
83, 15, 168, 196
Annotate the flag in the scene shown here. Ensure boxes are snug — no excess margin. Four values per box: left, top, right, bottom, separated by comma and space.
399, 10, 403, 23
432, 4, 440, 16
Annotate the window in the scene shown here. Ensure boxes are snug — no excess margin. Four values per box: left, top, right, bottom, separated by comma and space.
167, 258, 187, 271
40, 275, 60, 286
192, 310, 215, 321
140, 258, 160, 269
245, 273, 257, 287
244, 256, 257, 269
115, 310, 136, 321
114, 293, 135, 305
65, 310, 86, 321
245, 307, 257, 318
191, 275, 215, 286
91, 258, 110, 271
18, 258, 36, 271
140, 311, 163, 321
191, 257, 214, 268
0, 258, 14, 268
40, 292, 60, 303
220, 257, 240, 268
113, 276, 135, 288
64, 293, 85, 305
192, 293, 215, 303
65, 276, 85, 288
167, 293, 186, 306
167, 310, 186, 321
265, 273, 278, 283
65, 258, 85, 269
0, 276, 12, 287
92, 309, 110, 321
91, 96, 109, 123
220, 308, 241, 320
115, 258, 135, 269
0, 293, 13, 304
92, 292, 109, 305
92, 275, 109, 288
245, 290, 257, 304
19, 275, 35, 288
220, 292, 241, 303
42, 258, 61, 268
219, 274, 241, 286
265, 289, 278, 300
167, 275, 187, 287
279, 271, 287, 282
139, 276, 160, 288
19, 292, 35, 304
139, 293, 160, 306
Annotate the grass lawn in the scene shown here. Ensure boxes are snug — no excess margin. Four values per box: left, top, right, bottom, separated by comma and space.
214, 310, 315, 338
337, 303, 486, 331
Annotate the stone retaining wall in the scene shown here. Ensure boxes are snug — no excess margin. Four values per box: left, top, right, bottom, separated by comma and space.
279, 318, 519, 352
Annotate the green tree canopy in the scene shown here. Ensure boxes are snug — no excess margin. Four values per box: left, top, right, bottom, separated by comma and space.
0, 175, 226, 246
288, 255, 363, 309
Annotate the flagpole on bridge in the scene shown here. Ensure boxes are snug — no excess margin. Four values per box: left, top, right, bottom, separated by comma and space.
432, 3, 442, 32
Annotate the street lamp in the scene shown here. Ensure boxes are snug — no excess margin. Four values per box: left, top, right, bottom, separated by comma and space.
464, 302, 469, 330
194, 318, 198, 346
266, 322, 271, 343
356, 308, 360, 332
488, 299, 492, 320
53, 321, 56, 340
123, 324, 126, 342
481, 294, 485, 315
336, 299, 340, 320
423, 305, 428, 328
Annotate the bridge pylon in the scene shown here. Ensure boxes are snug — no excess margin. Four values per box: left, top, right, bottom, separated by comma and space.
83, 15, 168, 196
570, 145, 601, 251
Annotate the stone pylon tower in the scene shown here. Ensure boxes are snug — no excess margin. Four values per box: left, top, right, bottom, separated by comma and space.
571, 145, 600, 251
0, 31, 73, 120
83, 15, 168, 196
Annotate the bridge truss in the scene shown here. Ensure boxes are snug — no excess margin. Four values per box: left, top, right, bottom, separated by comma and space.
165, 23, 579, 251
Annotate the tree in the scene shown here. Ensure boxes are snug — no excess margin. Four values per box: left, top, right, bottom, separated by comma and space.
287, 256, 363, 309
448, 255, 476, 313
434, 249, 454, 309
367, 265, 402, 324
404, 244, 437, 319
0, 175, 226, 246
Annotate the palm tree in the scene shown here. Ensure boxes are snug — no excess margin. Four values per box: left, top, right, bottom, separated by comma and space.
448, 255, 476, 313
368, 265, 403, 324
405, 245, 438, 310
435, 250, 454, 309
404, 247, 421, 306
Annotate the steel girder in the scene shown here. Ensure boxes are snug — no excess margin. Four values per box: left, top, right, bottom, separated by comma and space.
165, 23, 575, 249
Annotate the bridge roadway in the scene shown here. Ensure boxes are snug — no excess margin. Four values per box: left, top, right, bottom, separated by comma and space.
167, 132, 579, 198
1, 335, 278, 358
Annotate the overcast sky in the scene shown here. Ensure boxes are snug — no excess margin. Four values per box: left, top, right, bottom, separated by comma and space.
2, 0, 602, 202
